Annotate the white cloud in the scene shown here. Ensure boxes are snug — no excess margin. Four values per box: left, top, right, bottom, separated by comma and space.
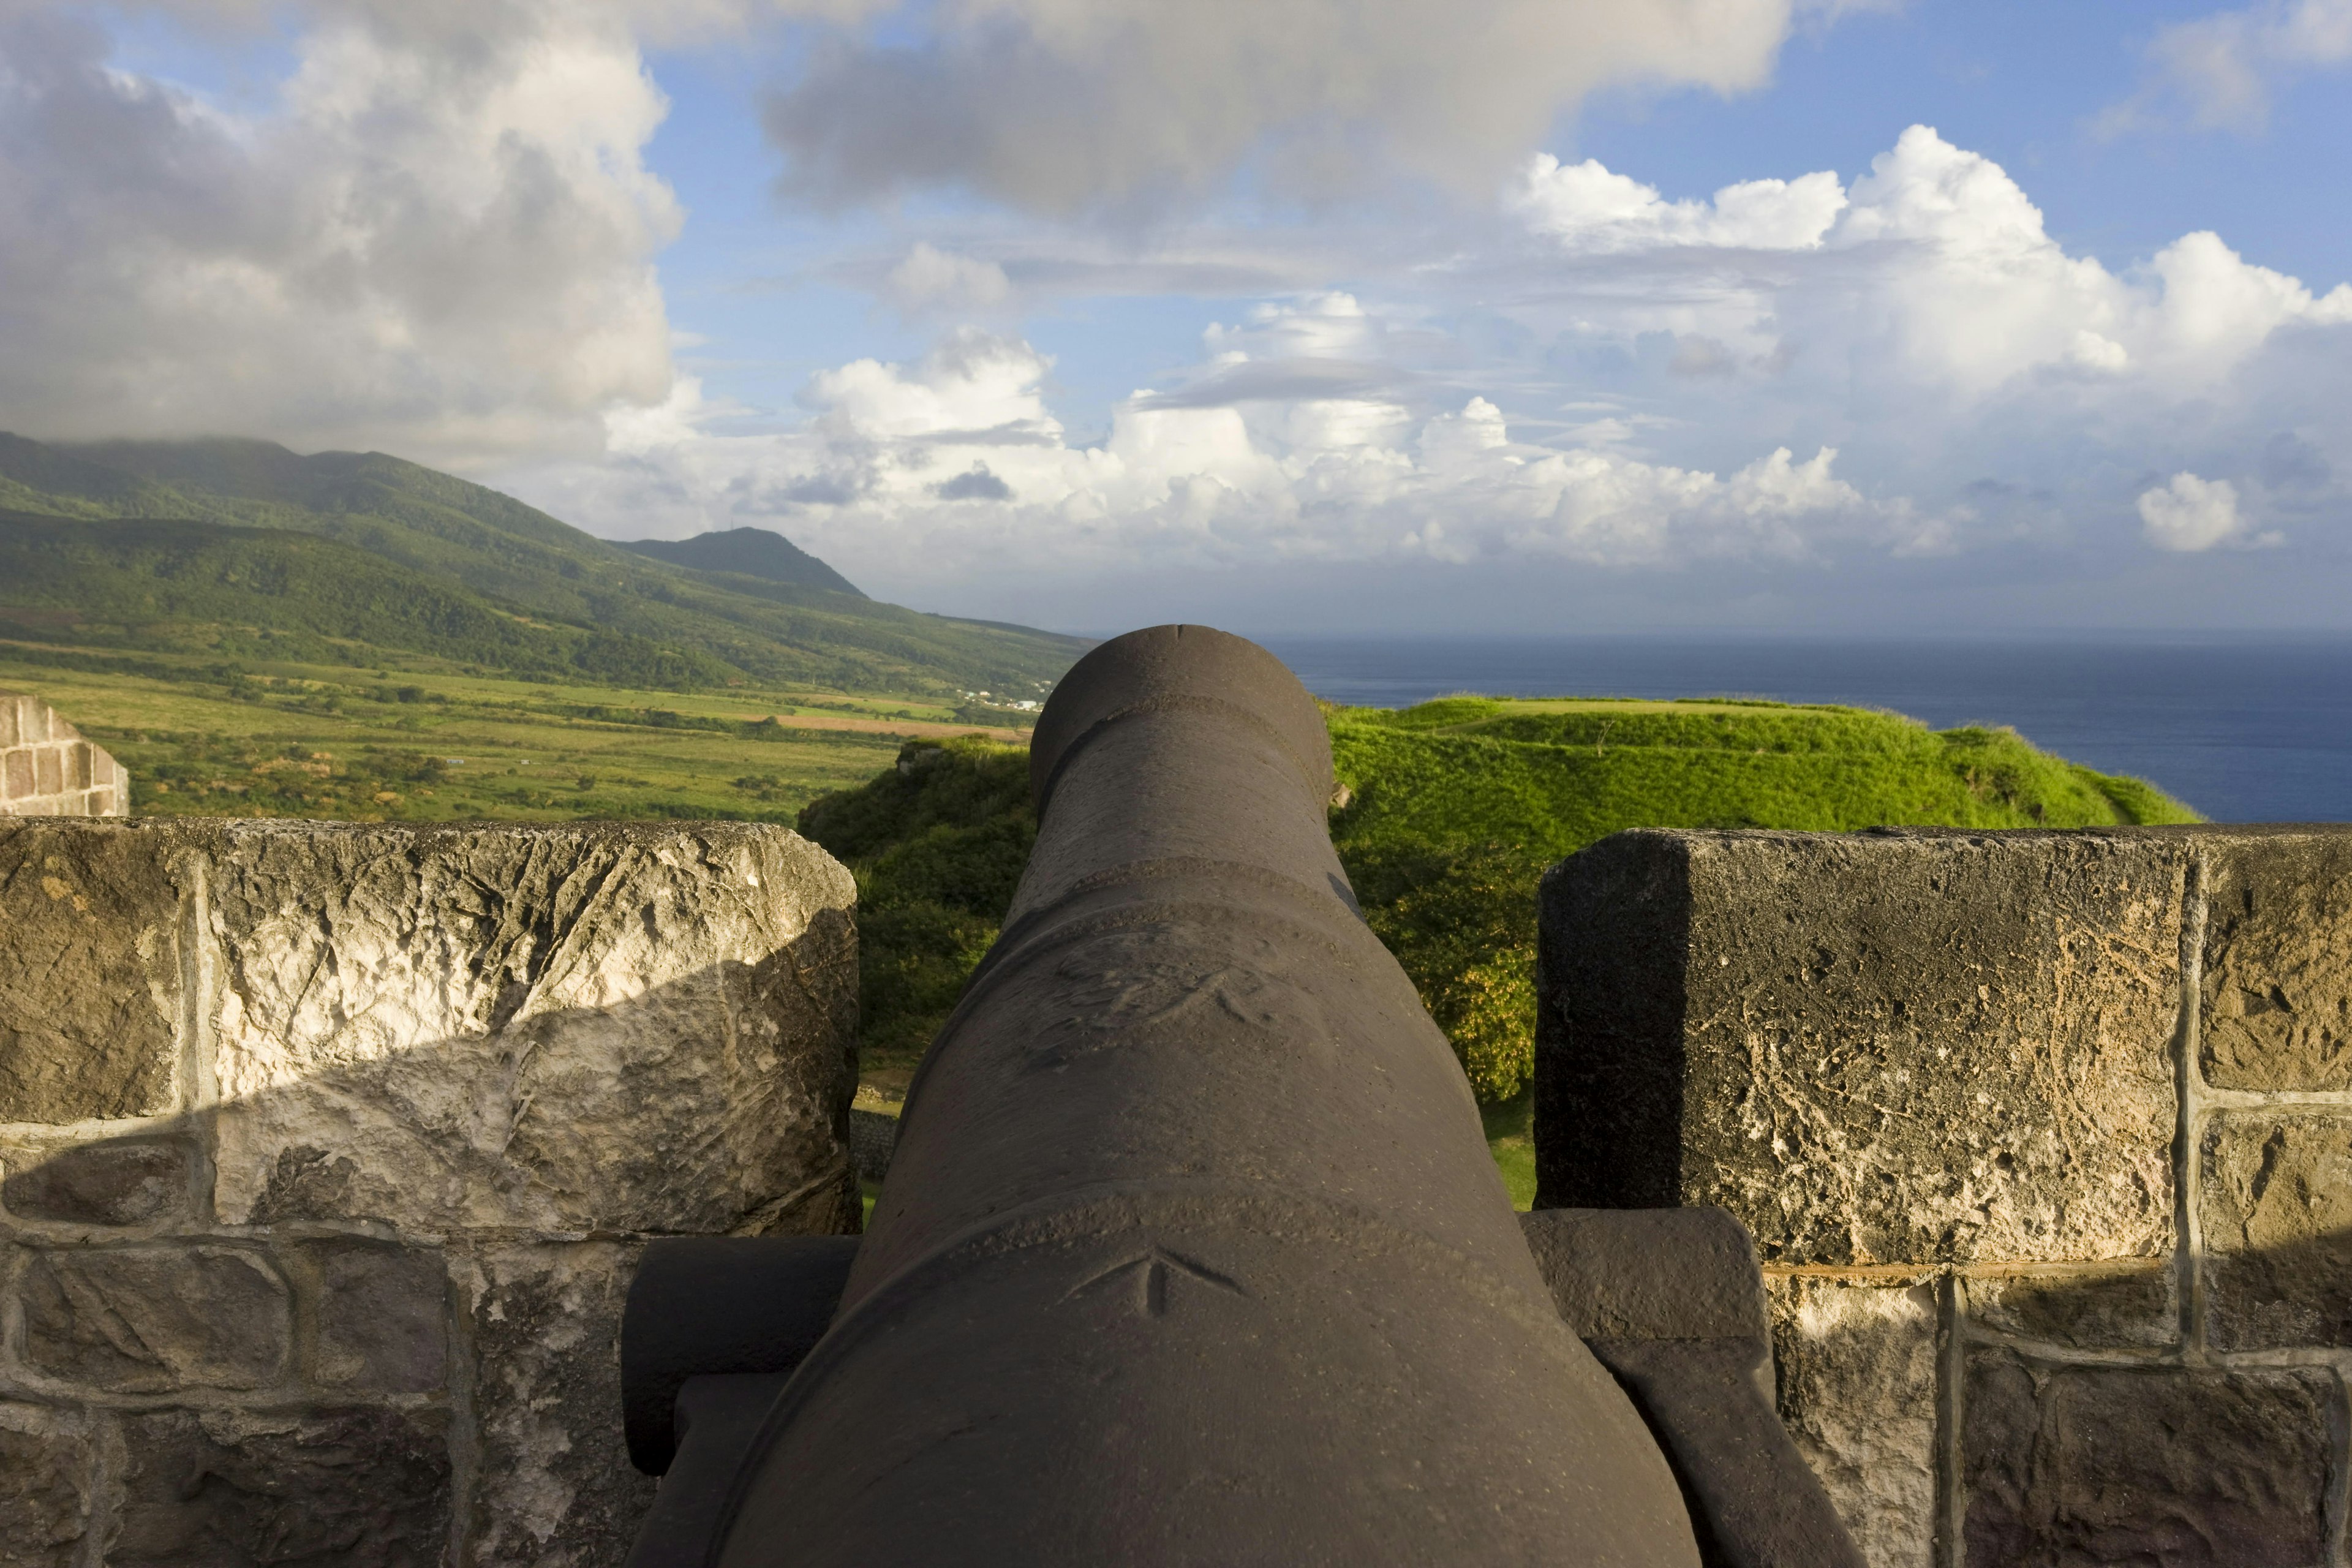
0, 6, 685, 464
2136, 472, 2280, 551
1509, 156, 1846, 252
1508, 126, 2352, 402
521, 314, 1902, 586
2105, 0, 2352, 134
761, 0, 1850, 211
514, 122, 2350, 601
883, 243, 1013, 314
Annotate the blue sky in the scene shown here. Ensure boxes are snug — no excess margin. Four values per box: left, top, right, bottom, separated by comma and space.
6, 1, 2350, 635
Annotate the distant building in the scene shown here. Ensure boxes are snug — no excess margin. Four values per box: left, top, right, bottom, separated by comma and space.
0, 693, 130, 816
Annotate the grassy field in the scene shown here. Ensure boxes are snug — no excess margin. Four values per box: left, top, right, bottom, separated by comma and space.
0, 640, 1028, 825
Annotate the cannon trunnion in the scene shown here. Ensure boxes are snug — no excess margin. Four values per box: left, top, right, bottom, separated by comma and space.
621, 625, 1861, 1567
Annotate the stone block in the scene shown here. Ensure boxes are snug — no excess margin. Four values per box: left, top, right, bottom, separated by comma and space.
203, 821, 859, 1236
1766, 1274, 1939, 1568
2200, 1110, 2352, 1349
2, 1136, 194, 1227
0, 821, 189, 1123
0, 1402, 96, 1568
465, 1242, 657, 1566
1538, 830, 2180, 1265
2200, 831, 2352, 1091
2, 748, 30, 800
1962, 1261, 2177, 1349
308, 1239, 448, 1393
18, 1243, 291, 1391
34, 747, 61, 797
111, 1406, 449, 1568
1964, 1350, 2331, 1566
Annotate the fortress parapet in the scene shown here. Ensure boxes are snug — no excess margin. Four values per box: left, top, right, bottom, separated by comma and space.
0, 817, 857, 1565
1541, 824, 2352, 1565
1, 692, 129, 817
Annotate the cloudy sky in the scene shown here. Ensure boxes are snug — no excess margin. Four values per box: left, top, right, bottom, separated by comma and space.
3, 1, 2349, 634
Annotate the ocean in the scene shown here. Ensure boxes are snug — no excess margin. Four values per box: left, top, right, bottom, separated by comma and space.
1257, 635, 2352, 825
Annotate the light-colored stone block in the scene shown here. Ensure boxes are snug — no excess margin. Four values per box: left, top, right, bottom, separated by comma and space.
2201, 832, 2352, 1091
1540, 830, 2181, 1265
1767, 1274, 1940, 1568
203, 820, 859, 1235
0, 696, 129, 820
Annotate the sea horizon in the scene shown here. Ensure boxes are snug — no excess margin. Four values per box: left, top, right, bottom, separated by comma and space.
1205, 631, 2352, 826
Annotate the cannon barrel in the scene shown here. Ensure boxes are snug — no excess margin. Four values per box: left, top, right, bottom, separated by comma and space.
699, 625, 1700, 1565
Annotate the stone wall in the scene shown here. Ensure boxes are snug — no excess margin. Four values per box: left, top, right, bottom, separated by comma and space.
1, 695, 129, 818
1538, 825, 2352, 1568
0, 818, 859, 1567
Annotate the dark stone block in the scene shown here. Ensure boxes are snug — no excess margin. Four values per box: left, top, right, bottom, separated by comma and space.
20, 1244, 290, 1391
470, 1243, 657, 1563
2200, 1110, 2352, 1349
1962, 1261, 2177, 1349
0, 1403, 95, 1568
3, 1136, 192, 1226
310, 1240, 448, 1393
0, 821, 192, 1123
112, 1406, 449, 1568
1964, 1349, 2331, 1566
2201, 833, 2352, 1091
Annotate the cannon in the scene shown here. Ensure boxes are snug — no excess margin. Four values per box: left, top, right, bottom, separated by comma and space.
621, 626, 1862, 1566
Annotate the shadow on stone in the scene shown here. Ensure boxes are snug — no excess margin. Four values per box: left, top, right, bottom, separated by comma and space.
1, 943, 862, 1568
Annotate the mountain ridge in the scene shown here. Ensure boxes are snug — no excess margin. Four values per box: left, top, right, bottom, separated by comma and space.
0, 433, 1082, 694
618, 526, 864, 597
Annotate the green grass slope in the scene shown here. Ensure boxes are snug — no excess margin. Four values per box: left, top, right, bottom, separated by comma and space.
801, 697, 2199, 1114
0, 433, 1084, 695
0, 511, 736, 686
1329, 697, 2198, 1104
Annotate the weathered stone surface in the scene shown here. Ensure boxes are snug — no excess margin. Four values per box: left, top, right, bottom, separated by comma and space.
466, 1242, 657, 1567
112, 1406, 449, 1568
308, 1240, 448, 1393
2, 1136, 192, 1227
2200, 1110, 2352, 1349
1766, 1275, 1939, 1568
1539, 829, 2180, 1265
0, 821, 187, 1123
203, 820, 859, 1235
0, 1402, 95, 1568
1963, 1261, 2177, 1349
19, 1244, 291, 1390
1964, 1350, 2331, 1566
2201, 831, 2352, 1090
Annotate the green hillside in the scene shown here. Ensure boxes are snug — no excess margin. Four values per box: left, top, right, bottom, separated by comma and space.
0, 433, 1083, 695
1324, 696, 2196, 1105
619, 527, 865, 597
801, 697, 2201, 1121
